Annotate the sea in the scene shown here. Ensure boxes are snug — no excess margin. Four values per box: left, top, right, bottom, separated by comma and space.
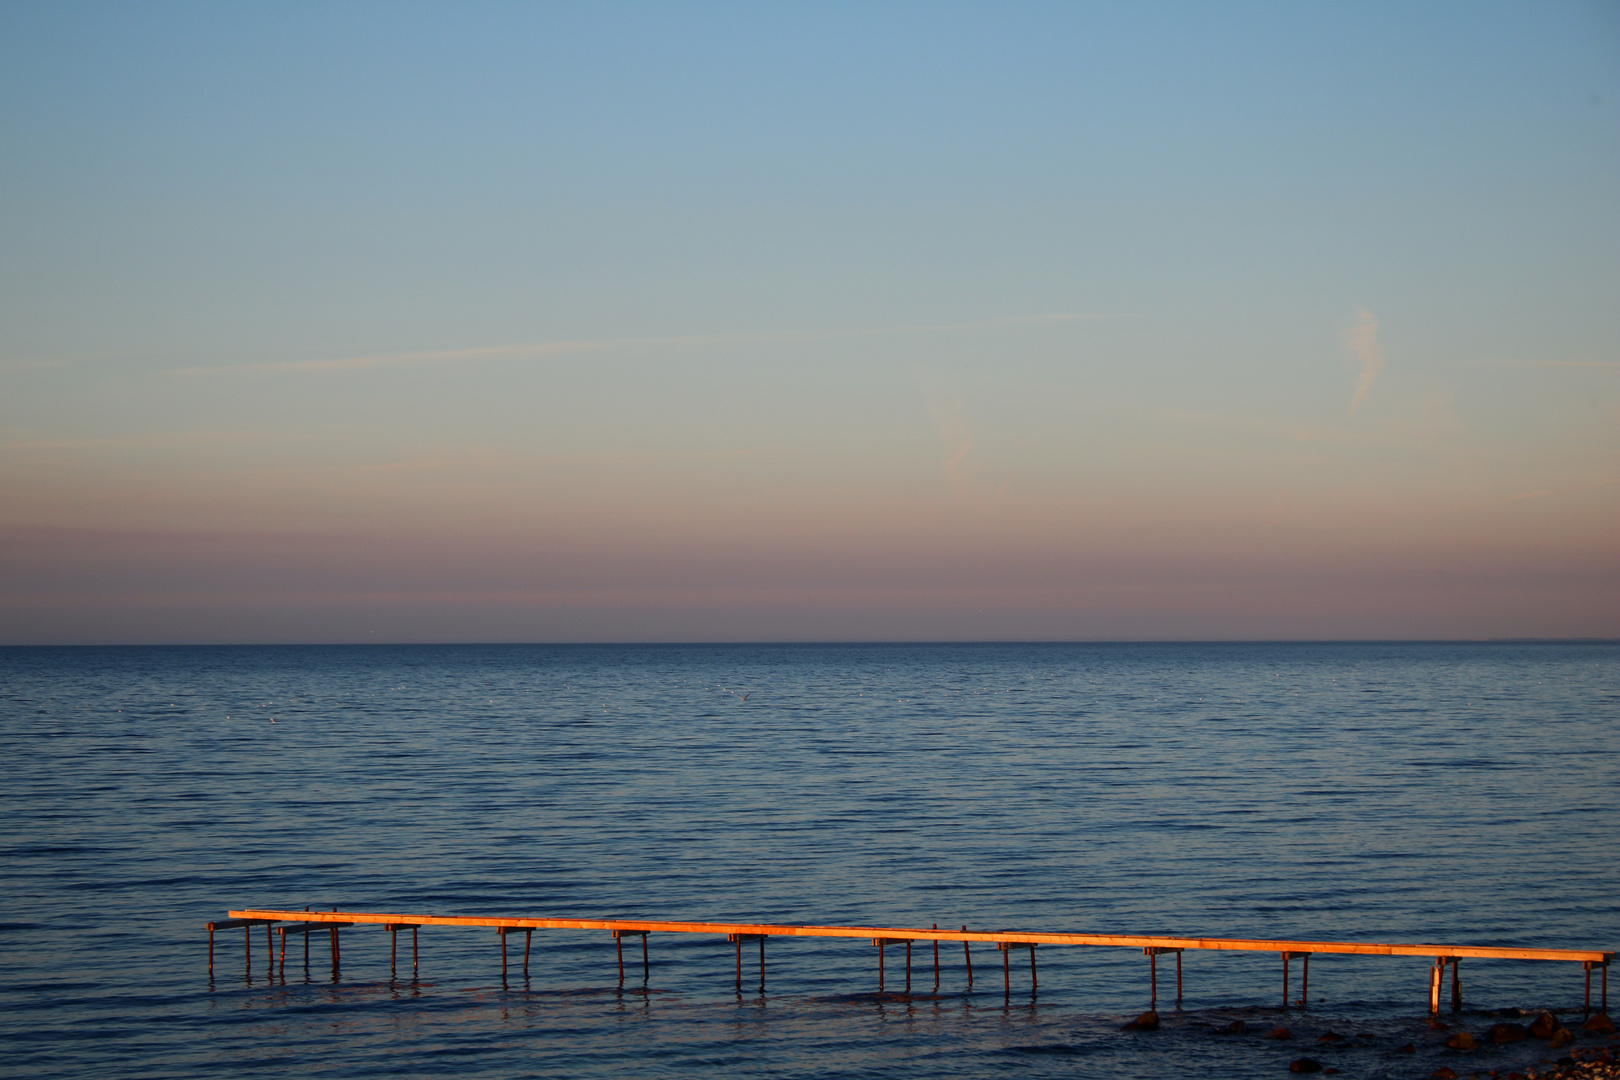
2, 641, 1616, 1079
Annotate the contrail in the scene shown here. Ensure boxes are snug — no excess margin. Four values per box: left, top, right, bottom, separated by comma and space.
1344, 308, 1387, 414
161, 314, 1118, 377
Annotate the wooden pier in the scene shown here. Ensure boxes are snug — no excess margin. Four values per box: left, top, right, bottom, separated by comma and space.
214, 907, 1613, 1016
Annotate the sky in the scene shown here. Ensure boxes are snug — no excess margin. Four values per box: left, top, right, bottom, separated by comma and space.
1, 1, 1617, 644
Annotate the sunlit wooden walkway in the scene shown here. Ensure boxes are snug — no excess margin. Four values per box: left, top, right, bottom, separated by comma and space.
213, 907, 1613, 1016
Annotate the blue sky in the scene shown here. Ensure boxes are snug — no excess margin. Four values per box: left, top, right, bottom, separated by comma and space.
2, 1, 1617, 642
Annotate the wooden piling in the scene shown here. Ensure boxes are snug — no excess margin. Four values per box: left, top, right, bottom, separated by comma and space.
614, 929, 649, 983
384, 924, 420, 979
999, 942, 1037, 997
730, 933, 765, 994
871, 937, 908, 993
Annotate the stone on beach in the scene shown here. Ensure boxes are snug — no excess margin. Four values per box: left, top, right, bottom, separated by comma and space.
1121, 1011, 1159, 1031
1585, 1014, 1617, 1034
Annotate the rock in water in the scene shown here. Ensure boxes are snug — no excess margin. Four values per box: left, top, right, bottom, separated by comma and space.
1529, 1012, 1559, 1038
1583, 1013, 1616, 1034
1288, 1058, 1323, 1073
1396, 1042, 1416, 1054
1550, 1028, 1576, 1047
1121, 1011, 1159, 1031
1431, 1069, 1458, 1080
1216, 1020, 1246, 1035
1316, 1031, 1344, 1043
1268, 1027, 1292, 1039
1444, 1031, 1477, 1050
1488, 1022, 1529, 1043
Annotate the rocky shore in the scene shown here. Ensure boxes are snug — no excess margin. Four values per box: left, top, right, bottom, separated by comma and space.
1411, 1010, 1614, 1080
1112, 1008, 1616, 1077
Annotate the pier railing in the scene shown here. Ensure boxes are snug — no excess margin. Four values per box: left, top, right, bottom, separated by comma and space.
213, 907, 1613, 1016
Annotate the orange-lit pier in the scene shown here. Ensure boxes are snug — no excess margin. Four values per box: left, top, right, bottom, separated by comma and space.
212, 907, 1613, 1016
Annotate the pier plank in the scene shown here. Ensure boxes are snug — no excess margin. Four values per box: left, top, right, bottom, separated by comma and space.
227, 909, 1611, 964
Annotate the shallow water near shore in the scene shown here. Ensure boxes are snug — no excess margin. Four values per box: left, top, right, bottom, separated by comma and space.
2, 641, 1617, 1078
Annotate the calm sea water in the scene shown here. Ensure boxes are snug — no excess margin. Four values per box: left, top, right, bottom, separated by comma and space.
2, 642, 1617, 1078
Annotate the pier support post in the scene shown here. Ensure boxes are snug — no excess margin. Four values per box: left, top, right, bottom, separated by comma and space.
207, 919, 281, 982
614, 930, 650, 983
999, 943, 1038, 998
1281, 952, 1311, 1009
1582, 960, 1609, 1019
1429, 957, 1445, 1015
932, 924, 940, 991
1145, 948, 1182, 1007
1451, 958, 1461, 1012
962, 927, 973, 989
385, 924, 421, 979
494, 927, 531, 980
730, 934, 765, 994
872, 938, 909, 995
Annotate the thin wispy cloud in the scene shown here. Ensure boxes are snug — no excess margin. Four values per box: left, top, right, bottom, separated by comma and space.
162, 314, 1116, 377
1502, 476, 1620, 503
1476, 358, 1620, 370
0, 430, 262, 452
924, 388, 975, 498
1343, 308, 1388, 414
0, 355, 91, 375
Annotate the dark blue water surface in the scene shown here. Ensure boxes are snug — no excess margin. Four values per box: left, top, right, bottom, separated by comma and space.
2, 642, 1617, 1078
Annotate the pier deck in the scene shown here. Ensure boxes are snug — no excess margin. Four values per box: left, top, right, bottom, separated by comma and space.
217, 907, 1612, 1014
228, 909, 1609, 963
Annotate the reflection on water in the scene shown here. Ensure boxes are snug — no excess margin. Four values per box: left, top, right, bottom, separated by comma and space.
2, 642, 1616, 1078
